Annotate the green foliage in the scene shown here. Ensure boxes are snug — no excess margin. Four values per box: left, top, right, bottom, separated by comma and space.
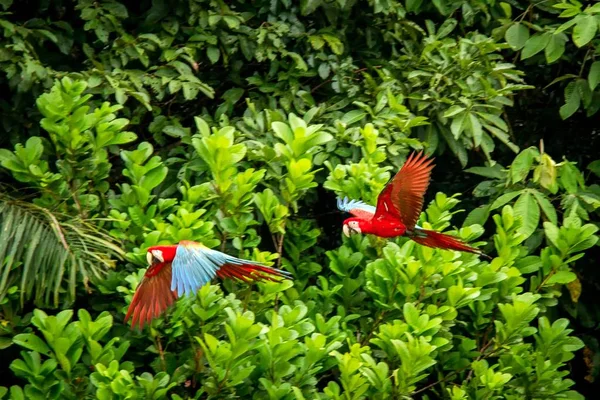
1, 0, 600, 398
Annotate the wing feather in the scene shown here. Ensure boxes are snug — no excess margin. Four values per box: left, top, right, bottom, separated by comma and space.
374, 151, 435, 229
171, 241, 292, 297
125, 263, 177, 330
337, 197, 376, 220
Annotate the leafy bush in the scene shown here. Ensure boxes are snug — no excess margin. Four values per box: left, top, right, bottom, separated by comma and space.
1, 0, 600, 398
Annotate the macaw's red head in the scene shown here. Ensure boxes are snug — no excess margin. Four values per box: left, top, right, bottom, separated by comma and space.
146, 245, 178, 266
343, 218, 366, 237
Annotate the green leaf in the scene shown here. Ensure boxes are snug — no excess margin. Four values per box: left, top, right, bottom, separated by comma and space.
490, 191, 522, 210
206, 47, 220, 64
560, 81, 581, 119
521, 33, 551, 60
468, 113, 483, 147
322, 34, 344, 55
510, 147, 539, 183
531, 190, 558, 225
406, 0, 423, 13
588, 61, 600, 90
340, 110, 366, 125
514, 192, 540, 240
505, 23, 529, 50
559, 162, 582, 194
12, 334, 51, 356
443, 105, 465, 118
588, 160, 600, 177
464, 205, 490, 227
573, 14, 597, 47
300, 0, 322, 15
545, 34, 566, 63
450, 113, 466, 138
547, 271, 577, 285
437, 18, 457, 38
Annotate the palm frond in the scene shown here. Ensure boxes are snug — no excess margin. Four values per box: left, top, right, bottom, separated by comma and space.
0, 194, 124, 307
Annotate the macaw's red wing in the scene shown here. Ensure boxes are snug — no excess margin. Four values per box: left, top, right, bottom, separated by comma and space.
124, 263, 177, 330
374, 151, 435, 229
171, 241, 292, 297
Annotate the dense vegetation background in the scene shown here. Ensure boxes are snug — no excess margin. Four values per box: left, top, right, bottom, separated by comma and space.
1, 0, 600, 398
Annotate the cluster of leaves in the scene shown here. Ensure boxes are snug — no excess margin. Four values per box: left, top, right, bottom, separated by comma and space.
1, 0, 600, 398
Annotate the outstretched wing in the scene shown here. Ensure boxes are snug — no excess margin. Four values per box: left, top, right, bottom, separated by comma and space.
125, 263, 177, 330
171, 241, 292, 297
374, 151, 435, 229
337, 197, 376, 220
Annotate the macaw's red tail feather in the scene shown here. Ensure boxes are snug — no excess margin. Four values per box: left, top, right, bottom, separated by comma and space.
216, 262, 293, 283
409, 229, 491, 259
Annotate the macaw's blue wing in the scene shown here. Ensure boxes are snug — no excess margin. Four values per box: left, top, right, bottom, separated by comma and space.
337, 196, 376, 220
171, 241, 293, 297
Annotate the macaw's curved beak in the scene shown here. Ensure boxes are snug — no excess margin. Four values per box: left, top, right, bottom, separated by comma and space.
343, 224, 360, 237
343, 224, 351, 237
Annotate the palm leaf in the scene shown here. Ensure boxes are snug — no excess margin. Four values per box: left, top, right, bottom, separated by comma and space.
0, 193, 124, 307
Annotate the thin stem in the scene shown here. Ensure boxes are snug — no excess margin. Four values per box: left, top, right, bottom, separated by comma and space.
155, 335, 167, 371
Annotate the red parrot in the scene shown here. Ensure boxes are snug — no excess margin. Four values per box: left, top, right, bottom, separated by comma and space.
337, 151, 490, 259
124, 241, 292, 329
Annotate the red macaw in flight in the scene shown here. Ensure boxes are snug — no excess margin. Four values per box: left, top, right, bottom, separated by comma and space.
124, 241, 292, 329
337, 151, 490, 259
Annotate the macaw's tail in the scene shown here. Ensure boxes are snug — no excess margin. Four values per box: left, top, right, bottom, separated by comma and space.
216, 261, 294, 283
408, 229, 491, 260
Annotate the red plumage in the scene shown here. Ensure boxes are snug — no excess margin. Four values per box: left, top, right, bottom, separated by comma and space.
124, 242, 292, 329
340, 151, 489, 259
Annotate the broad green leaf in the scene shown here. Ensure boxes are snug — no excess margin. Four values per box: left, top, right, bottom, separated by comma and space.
547, 271, 577, 285
545, 33, 566, 63
560, 81, 581, 119
206, 47, 220, 64
450, 113, 466, 138
521, 33, 551, 60
544, 221, 560, 249
12, 334, 51, 356
510, 147, 539, 183
464, 205, 490, 227
588, 61, 600, 90
437, 18, 457, 38
340, 110, 366, 125
531, 189, 558, 225
300, 0, 322, 15
514, 191, 540, 240
406, 0, 424, 13
443, 105, 465, 118
477, 112, 508, 132
559, 162, 582, 194
505, 23, 529, 50
490, 191, 522, 210
588, 160, 600, 177
573, 14, 597, 47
